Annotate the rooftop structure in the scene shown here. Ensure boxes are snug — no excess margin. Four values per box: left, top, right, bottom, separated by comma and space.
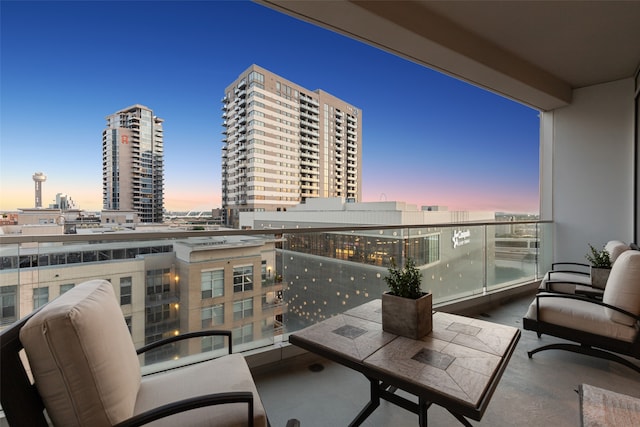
240, 197, 494, 229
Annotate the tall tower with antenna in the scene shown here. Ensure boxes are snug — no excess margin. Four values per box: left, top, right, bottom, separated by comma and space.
32, 172, 47, 208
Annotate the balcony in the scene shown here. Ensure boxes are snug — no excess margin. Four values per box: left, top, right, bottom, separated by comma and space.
252, 291, 639, 426
6, 221, 638, 425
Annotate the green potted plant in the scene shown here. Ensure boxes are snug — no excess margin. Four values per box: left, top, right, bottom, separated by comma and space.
381, 258, 432, 339
585, 244, 612, 289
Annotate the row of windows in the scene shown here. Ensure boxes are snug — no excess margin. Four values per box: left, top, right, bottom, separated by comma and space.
247, 100, 265, 110
201, 323, 254, 352
201, 265, 255, 299
1, 245, 173, 270
246, 167, 300, 176
286, 233, 441, 267
248, 71, 264, 84
246, 149, 299, 163
200, 299, 254, 351
249, 110, 265, 118
248, 119, 264, 127
147, 268, 171, 296
201, 269, 224, 299
0, 275, 136, 325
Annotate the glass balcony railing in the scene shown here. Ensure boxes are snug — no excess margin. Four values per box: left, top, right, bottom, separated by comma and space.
0, 220, 551, 368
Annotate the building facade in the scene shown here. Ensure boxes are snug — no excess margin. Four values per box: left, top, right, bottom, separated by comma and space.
103, 104, 165, 223
239, 198, 505, 330
0, 233, 281, 363
221, 64, 362, 227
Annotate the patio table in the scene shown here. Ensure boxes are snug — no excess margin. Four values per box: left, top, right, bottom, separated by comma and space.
289, 299, 520, 426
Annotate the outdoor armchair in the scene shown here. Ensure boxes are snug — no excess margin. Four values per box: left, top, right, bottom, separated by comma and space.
0, 279, 269, 427
523, 250, 640, 373
538, 240, 630, 297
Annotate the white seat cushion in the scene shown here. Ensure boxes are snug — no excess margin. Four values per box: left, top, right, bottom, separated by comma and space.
135, 353, 268, 427
602, 251, 640, 326
524, 294, 637, 342
19, 280, 141, 427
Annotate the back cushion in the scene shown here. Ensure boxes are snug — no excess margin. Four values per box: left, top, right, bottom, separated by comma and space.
20, 280, 140, 427
602, 251, 640, 326
605, 240, 630, 264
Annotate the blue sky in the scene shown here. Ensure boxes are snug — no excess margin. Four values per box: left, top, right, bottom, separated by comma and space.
0, 0, 540, 213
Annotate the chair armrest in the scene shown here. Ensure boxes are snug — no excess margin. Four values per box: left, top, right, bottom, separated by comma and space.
541, 279, 601, 297
548, 269, 590, 277
550, 262, 590, 273
113, 391, 254, 427
544, 279, 598, 289
535, 293, 640, 323
136, 330, 233, 355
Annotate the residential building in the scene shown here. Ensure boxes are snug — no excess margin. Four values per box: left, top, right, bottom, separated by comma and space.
102, 104, 165, 223
221, 64, 362, 227
0, 223, 280, 363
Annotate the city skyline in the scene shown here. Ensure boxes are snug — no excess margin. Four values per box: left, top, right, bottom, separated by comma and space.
0, 1, 540, 214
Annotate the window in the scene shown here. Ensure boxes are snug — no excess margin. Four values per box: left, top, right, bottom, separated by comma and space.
33, 287, 49, 309
124, 316, 132, 334
146, 304, 170, 323
233, 323, 254, 346
120, 276, 132, 305
201, 335, 226, 352
201, 269, 224, 299
146, 268, 170, 296
233, 298, 253, 321
60, 283, 74, 294
201, 304, 224, 328
233, 265, 253, 293
0, 285, 17, 325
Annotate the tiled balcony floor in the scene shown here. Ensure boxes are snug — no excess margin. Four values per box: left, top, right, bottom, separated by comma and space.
253, 291, 640, 426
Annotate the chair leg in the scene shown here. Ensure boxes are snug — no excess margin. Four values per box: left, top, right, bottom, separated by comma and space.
527, 342, 640, 374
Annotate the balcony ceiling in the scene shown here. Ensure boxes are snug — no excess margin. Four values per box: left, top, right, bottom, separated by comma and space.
255, 0, 640, 111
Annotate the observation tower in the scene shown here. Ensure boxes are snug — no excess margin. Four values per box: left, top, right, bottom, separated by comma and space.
32, 172, 47, 208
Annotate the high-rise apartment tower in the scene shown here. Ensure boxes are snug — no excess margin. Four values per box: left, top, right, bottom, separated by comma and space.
102, 105, 165, 223
221, 64, 362, 227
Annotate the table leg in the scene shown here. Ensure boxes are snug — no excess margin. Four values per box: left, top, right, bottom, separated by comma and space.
419, 396, 428, 427
448, 410, 473, 427
348, 378, 381, 427
350, 377, 472, 427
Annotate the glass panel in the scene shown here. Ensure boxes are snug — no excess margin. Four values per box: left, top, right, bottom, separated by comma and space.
408, 226, 485, 302
488, 220, 540, 290
0, 225, 545, 368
